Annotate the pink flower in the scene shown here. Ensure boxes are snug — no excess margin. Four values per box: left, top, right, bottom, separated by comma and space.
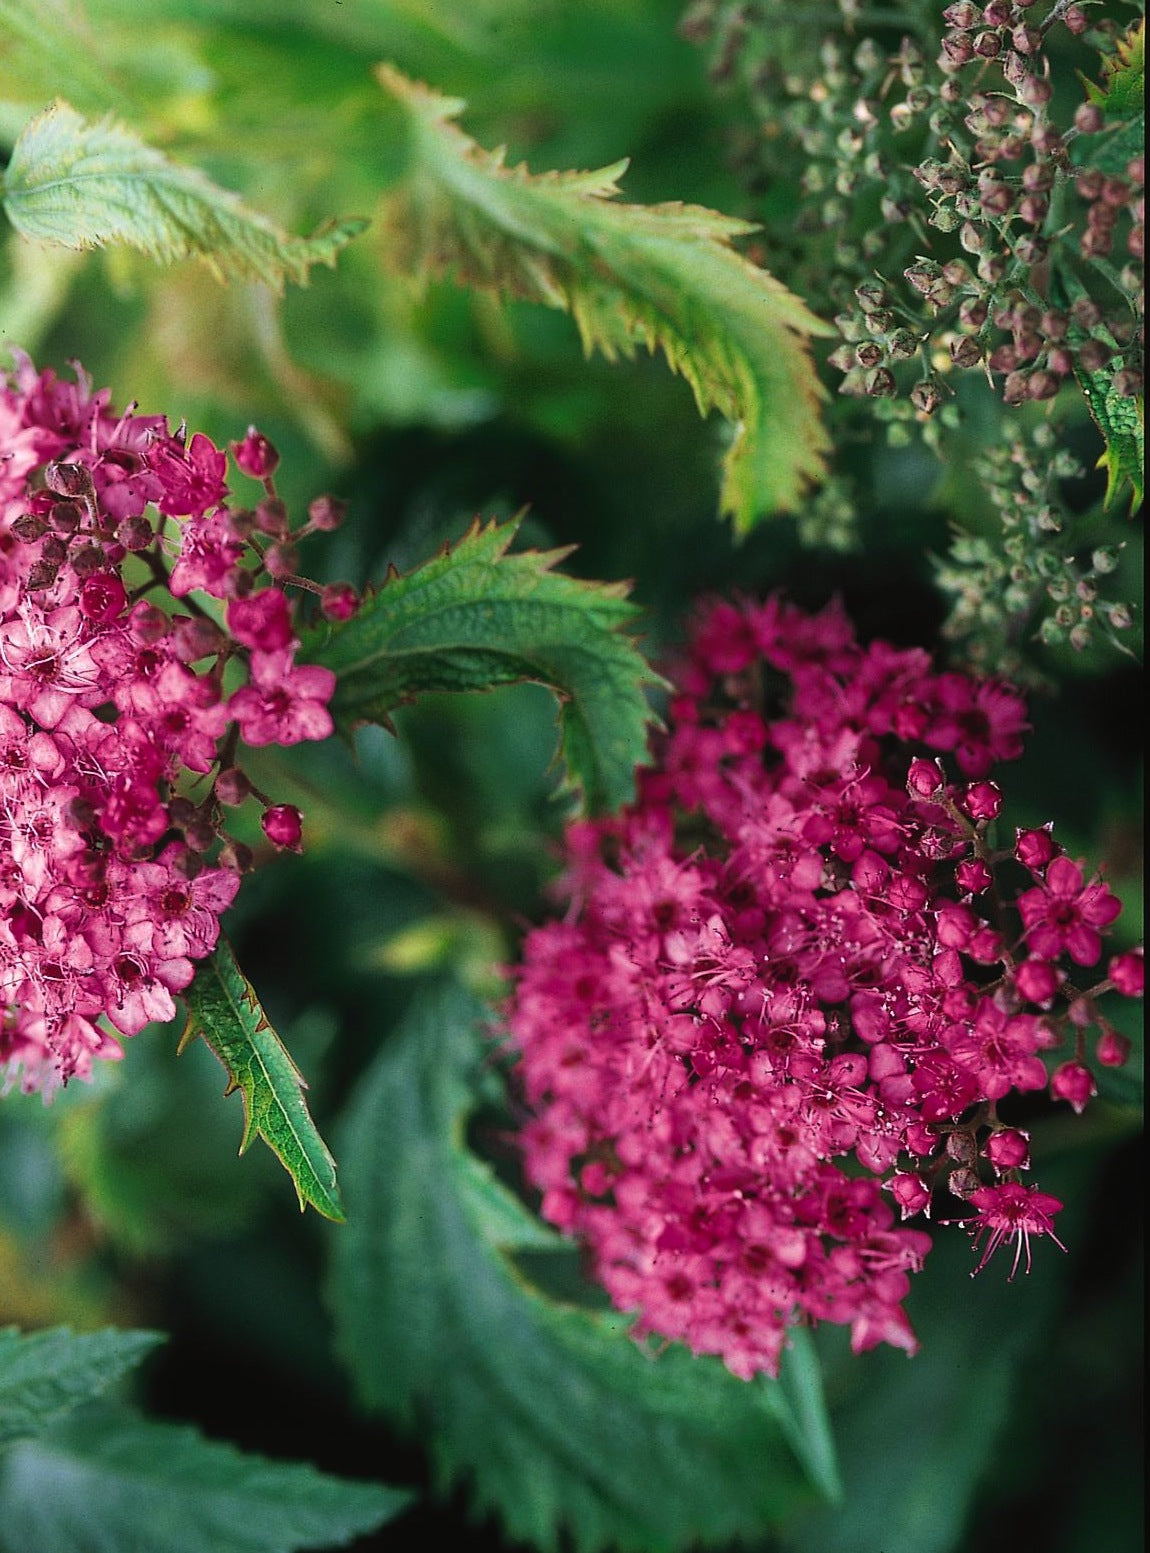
152, 431, 228, 518
506, 592, 1136, 1378
1, 358, 344, 1093
965, 1183, 1066, 1279
228, 651, 335, 746
1018, 857, 1123, 967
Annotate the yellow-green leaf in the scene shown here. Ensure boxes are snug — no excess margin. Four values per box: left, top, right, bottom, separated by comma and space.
374, 63, 831, 533
0, 101, 366, 291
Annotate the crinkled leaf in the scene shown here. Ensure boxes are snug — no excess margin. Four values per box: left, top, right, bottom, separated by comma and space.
329, 982, 814, 1553
0, 102, 366, 290
305, 515, 661, 812
374, 63, 831, 531
180, 939, 344, 1222
0, 1326, 161, 1448
1075, 367, 1144, 513
0, 1402, 411, 1553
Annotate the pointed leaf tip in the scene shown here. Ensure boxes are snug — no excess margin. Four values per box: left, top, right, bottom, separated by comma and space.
181, 940, 345, 1221
373, 63, 829, 530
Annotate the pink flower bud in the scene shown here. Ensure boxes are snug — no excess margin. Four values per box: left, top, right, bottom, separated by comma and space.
1109, 949, 1144, 997
232, 426, 280, 480
307, 494, 347, 531
1014, 958, 1061, 1006
254, 498, 289, 537
1050, 1060, 1095, 1114
128, 602, 169, 643
1095, 1026, 1131, 1067
78, 572, 127, 623
263, 543, 298, 580
907, 757, 945, 798
1016, 826, 1057, 869
214, 767, 252, 806
936, 901, 975, 948
261, 803, 304, 851
887, 1173, 931, 1219
43, 461, 94, 499
985, 1128, 1030, 1171
962, 781, 1002, 821
226, 589, 295, 651
171, 616, 226, 662
955, 857, 993, 894
320, 582, 360, 622
968, 925, 1003, 964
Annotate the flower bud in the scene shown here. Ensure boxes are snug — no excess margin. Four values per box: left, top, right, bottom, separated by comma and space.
961, 781, 1002, 821
320, 582, 361, 622
1108, 949, 1144, 998
985, 1128, 1030, 1171
43, 461, 94, 499
79, 572, 128, 623
1050, 1060, 1095, 1114
307, 495, 348, 532
955, 858, 992, 894
887, 1173, 931, 1219
907, 757, 945, 798
215, 767, 252, 806
1096, 1027, 1132, 1067
1014, 958, 1061, 1006
262, 803, 304, 851
232, 426, 280, 480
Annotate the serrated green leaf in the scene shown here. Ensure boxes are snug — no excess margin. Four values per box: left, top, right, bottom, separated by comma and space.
0, 1326, 162, 1448
1084, 18, 1144, 116
0, 1402, 411, 1553
0, 101, 366, 291
1075, 367, 1144, 512
374, 63, 831, 531
180, 939, 344, 1222
329, 982, 813, 1553
304, 515, 661, 813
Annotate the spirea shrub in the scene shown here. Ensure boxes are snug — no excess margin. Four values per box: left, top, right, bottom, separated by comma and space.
507, 594, 1142, 1380
1, 356, 350, 1095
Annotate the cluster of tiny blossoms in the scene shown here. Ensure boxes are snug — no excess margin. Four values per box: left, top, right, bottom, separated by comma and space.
1, 355, 353, 1094
507, 596, 1141, 1380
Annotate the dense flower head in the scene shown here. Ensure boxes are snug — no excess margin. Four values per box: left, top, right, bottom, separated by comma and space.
1, 355, 352, 1094
506, 594, 1140, 1381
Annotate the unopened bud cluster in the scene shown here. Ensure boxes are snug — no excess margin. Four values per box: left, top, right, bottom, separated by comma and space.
507, 594, 1140, 1380
1, 356, 356, 1093
934, 421, 1140, 673
684, 0, 1143, 416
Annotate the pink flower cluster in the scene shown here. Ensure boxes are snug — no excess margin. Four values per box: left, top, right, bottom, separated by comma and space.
507, 595, 1141, 1380
1, 355, 349, 1094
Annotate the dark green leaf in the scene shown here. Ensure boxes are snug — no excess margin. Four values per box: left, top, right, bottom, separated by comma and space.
374, 63, 831, 531
0, 102, 366, 291
329, 982, 813, 1553
180, 940, 344, 1222
0, 1402, 411, 1553
0, 1326, 162, 1449
768, 1325, 842, 1505
305, 515, 661, 813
